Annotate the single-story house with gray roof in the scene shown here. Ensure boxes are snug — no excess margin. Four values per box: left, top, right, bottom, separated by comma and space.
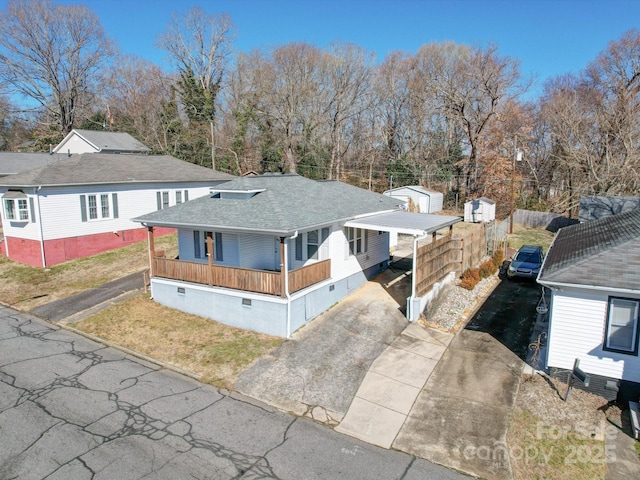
134, 173, 461, 337
0, 153, 234, 267
537, 208, 640, 398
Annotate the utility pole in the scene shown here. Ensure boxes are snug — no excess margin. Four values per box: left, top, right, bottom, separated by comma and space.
509, 137, 523, 234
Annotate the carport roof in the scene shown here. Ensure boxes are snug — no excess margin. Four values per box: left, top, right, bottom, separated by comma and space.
344, 211, 461, 235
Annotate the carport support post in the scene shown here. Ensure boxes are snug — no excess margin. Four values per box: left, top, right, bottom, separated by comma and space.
280, 237, 286, 297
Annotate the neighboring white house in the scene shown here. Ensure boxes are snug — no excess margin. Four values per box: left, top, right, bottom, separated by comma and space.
464, 197, 496, 223
383, 186, 444, 214
134, 174, 461, 338
0, 153, 234, 267
537, 208, 640, 398
53, 129, 150, 155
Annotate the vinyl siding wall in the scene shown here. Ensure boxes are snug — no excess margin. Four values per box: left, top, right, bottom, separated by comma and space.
1, 183, 213, 242
547, 288, 640, 382
57, 136, 96, 154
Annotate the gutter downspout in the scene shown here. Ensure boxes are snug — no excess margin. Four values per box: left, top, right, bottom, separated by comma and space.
408, 231, 429, 321
34, 186, 46, 268
284, 231, 298, 338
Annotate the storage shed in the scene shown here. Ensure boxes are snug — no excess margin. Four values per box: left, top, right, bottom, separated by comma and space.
464, 197, 496, 223
383, 186, 443, 213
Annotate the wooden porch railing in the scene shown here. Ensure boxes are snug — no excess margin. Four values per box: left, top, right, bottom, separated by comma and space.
152, 258, 331, 296
289, 259, 331, 293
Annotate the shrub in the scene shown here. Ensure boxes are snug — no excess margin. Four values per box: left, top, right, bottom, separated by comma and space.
478, 258, 496, 279
493, 248, 504, 266
460, 268, 480, 290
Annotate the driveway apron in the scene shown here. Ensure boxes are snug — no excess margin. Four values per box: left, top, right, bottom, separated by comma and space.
234, 270, 410, 424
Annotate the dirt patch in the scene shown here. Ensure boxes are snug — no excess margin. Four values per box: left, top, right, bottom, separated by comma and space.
508, 373, 611, 480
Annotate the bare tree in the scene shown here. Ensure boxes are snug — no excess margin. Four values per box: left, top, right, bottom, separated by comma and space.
416, 42, 522, 193
0, 0, 112, 135
104, 55, 177, 152
158, 7, 233, 169
324, 42, 374, 180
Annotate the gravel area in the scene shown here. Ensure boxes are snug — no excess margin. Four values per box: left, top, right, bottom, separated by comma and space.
421, 274, 501, 332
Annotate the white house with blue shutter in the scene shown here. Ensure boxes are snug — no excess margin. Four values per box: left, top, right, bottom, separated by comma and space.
134, 174, 461, 338
0, 153, 234, 267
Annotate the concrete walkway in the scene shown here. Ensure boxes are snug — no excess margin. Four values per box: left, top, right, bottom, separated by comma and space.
335, 323, 452, 448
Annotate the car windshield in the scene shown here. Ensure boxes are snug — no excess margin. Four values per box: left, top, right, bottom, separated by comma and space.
515, 251, 541, 263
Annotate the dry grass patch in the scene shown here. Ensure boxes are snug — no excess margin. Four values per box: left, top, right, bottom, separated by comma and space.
508, 373, 611, 480
0, 234, 177, 310
74, 294, 283, 389
508, 225, 556, 252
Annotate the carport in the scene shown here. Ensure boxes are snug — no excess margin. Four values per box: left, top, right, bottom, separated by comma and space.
344, 211, 461, 321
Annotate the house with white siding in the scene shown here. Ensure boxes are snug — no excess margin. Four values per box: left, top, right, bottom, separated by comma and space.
0, 153, 234, 267
133, 174, 460, 338
53, 129, 150, 155
537, 208, 640, 399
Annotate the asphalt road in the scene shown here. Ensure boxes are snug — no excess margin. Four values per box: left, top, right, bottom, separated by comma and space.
0, 305, 468, 480
465, 277, 541, 360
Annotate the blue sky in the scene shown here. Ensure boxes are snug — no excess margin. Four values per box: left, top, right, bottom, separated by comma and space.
10, 0, 640, 99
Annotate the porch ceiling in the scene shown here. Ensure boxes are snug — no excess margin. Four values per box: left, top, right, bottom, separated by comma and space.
344, 211, 461, 236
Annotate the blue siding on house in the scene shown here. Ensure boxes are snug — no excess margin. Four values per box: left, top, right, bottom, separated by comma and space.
151, 279, 289, 337
150, 267, 376, 337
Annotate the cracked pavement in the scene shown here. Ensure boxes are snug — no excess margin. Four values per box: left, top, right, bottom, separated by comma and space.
0, 306, 468, 479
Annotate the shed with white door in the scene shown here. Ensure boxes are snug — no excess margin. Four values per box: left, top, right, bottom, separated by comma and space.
464, 197, 496, 223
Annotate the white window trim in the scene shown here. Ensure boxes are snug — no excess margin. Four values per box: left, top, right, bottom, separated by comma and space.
82, 193, 117, 221
346, 227, 367, 256
604, 296, 640, 355
4, 198, 29, 221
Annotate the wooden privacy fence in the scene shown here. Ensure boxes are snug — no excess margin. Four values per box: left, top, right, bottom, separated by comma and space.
414, 234, 459, 298
414, 228, 488, 298
453, 228, 485, 273
152, 258, 330, 296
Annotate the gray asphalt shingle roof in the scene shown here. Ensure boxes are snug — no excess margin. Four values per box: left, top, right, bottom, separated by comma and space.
134, 173, 404, 235
538, 207, 640, 290
55, 129, 150, 153
0, 152, 67, 176
0, 153, 235, 187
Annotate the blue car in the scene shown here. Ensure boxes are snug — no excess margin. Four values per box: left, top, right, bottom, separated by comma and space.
507, 245, 544, 280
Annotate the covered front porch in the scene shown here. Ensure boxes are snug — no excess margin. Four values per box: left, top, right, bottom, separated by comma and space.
145, 227, 332, 296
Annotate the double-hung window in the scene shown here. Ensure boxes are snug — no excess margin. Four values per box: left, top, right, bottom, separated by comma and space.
4, 198, 29, 221
156, 191, 170, 210
346, 227, 367, 256
80, 193, 118, 222
195, 231, 223, 261
307, 230, 319, 260
604, 297, 640, 354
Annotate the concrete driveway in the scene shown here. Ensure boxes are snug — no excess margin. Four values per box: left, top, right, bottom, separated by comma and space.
237, 264, 524, 480
393, 330, 524, 480
234, 268, 411, 425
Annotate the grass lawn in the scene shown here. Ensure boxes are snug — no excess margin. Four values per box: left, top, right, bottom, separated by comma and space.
74, 294, 283, 389
0, 234, 178, 310
508, 225, 557, 252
